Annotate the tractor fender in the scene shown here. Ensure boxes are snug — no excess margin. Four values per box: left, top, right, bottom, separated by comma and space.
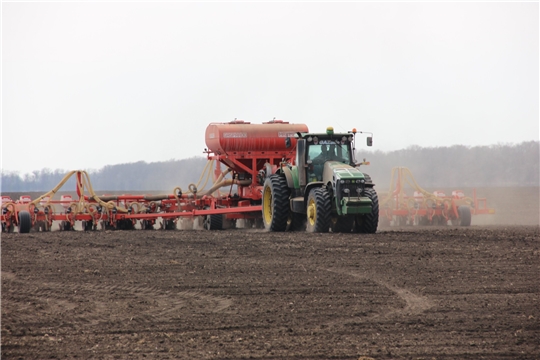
265, 163, 278, 178
304, 182, 326, 202
280, 166, 295, 189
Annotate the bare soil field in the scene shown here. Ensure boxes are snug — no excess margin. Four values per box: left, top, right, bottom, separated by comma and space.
1, 187, 539, 359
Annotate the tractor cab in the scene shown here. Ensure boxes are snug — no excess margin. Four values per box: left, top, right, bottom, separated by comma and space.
306, 140, 353, 182
299, 127, 358, 184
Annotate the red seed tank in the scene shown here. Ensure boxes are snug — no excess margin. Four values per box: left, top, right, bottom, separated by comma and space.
205, 120, 309, 155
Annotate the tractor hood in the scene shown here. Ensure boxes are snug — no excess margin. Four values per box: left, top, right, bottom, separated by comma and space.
322, 161, 366, 184
322, 161, 371, 216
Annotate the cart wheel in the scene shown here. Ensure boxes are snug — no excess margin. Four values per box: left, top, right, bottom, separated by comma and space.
203, 214, 223, 230
18, 211, 32, 233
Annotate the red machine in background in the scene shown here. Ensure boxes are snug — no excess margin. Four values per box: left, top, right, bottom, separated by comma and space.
379, 167, 495, 226
1, 120, 309, 233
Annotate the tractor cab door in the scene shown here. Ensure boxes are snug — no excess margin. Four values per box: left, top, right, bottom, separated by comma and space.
306, 144, 326, 182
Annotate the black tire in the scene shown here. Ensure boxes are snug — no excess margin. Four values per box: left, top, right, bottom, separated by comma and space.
203, 214, 223, 230
458, 206, 472, 226
354, 187, 379, 233
331, 216, 354, 233
262, 175, 290, 232
306, 187, 331, 233
18, 211, 32, 234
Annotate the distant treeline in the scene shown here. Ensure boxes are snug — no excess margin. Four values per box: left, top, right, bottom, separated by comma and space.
1, 142, 538, 192
359, 141, 539, 188
0, 157, 207, 193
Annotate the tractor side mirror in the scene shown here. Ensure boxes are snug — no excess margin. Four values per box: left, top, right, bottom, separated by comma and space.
367, 137, 373, 147
285, 137, 291, 148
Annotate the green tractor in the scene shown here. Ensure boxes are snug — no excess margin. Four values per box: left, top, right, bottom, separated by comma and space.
262, 127, 378, 233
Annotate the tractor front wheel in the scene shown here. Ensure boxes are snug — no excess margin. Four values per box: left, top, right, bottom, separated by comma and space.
306, 187, 331, 233
262, 175, 290, 232
354, 188, 379, 233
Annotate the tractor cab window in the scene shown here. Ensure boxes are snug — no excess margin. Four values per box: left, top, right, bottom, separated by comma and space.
306, 140, 351, 181
307, 141, 351, 163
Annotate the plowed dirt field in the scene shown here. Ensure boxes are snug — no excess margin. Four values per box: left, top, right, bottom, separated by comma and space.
2, 226, 539, 360
2, 187, 539, 359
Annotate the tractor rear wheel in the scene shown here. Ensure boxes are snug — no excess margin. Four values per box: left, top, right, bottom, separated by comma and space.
306, 187, 331, 233
18, 211, 32, 233
262, 175, 290, 232
354, 188, 379, 233
458, 206, 472, 226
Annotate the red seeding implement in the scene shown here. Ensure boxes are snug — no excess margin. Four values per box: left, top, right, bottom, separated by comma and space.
379, 167, 495, 227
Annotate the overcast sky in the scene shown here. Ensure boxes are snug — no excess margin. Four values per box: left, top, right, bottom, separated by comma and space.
2, 2, 538, 175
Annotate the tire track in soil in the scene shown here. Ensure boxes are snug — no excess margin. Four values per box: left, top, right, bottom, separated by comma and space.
2, 272, 232, 329
324, 268, 434, 325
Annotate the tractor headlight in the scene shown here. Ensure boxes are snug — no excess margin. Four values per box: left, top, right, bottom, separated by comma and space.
340, 179, 345, 184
